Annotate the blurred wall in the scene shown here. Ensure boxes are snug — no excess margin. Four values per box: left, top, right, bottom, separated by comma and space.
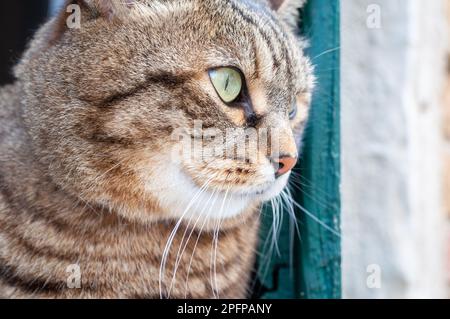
444, 2, 450, 293
341, 0, 448, 298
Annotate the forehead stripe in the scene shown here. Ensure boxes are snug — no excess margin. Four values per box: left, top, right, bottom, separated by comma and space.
227, 0, 295, 93
227, 1, 281, 69
234, 1, 297, 94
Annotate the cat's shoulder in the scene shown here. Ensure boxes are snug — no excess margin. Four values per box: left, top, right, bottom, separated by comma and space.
0, 83, 32, 185
0, 84, 21, 129
0, 83, 26, 149
0, 83, 19, 104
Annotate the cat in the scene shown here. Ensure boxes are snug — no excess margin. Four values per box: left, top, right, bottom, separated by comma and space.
0, 0, 313, 299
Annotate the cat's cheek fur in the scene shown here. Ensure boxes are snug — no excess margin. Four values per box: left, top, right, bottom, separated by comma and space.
145, 163, 254, 221
134, 149, 291, 228
137, 152, 256, 225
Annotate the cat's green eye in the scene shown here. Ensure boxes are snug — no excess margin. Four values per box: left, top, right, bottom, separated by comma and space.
209, 67, 243, 103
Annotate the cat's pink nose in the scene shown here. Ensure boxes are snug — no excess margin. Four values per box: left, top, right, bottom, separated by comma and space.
272, 156, 297, 177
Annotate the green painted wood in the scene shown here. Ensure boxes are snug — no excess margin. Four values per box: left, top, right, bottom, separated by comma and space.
296, 0, 341, 299
256, 0, 341, 299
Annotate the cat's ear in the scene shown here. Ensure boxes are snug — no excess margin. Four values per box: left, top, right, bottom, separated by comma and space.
267, 0, 307, 30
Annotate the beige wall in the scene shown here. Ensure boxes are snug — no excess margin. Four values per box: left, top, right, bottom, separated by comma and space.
445, 2, 450, 219
342, 0, 448, 298
445, 62, 450, 218
445, 4, 450, 293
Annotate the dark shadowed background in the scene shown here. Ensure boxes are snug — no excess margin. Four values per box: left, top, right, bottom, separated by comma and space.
0, 1, 49, 85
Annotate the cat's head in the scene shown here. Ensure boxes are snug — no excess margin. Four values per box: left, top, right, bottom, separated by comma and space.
16, 0, 313, 226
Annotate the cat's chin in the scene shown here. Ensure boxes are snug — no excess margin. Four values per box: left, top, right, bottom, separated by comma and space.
231, 173, 291, 203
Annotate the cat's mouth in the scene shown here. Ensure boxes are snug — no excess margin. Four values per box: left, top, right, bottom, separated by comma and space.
172, 166, 290, 219
140, 155, 290, 221
218, 176, 290, 200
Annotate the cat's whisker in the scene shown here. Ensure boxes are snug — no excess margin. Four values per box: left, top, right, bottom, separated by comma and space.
166, 200, 200, 298
286, 176, 340, 238
277, 195, 285, 245
289, 180, 338, 211
211, 186, 229, 299
289, 173, 339, 212
280, 188, 301, 277
311, 46, 340, 61
289, 196, 340, 237
255, 185, 302, 290
78, 156, 130, 200
159, 177, 213, 299
272, 195, 282, 257
209, 188, 225, 298
255, 199, 280, 290
282, 187, 302, 239
250, 204, 272, 293
183, 188, 221, 298
168, 185, 218, 297
161, 177, 213, 298
291, 171, 337, 200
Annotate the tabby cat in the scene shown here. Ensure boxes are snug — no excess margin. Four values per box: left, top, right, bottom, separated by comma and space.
0, 0, 313, 298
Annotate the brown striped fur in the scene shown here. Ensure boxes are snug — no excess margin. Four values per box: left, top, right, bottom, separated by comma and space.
0, 0, 313, 298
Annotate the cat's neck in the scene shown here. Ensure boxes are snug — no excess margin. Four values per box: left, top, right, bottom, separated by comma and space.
0, 172, 259, 298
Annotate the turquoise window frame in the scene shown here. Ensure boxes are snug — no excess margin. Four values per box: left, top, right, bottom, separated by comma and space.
256, 0, 341, 299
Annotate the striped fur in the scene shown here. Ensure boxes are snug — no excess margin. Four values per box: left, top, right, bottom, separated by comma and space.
0, 0, 313, 298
